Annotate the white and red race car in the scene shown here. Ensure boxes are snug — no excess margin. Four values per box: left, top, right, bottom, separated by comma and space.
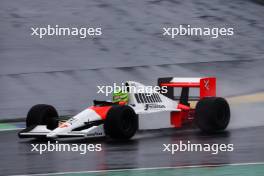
18, 77, 230, 140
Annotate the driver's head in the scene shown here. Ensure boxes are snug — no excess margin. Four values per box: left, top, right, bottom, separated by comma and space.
112, 90, 129, 104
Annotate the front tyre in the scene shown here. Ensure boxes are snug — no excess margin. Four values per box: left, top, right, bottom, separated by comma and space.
104, 105, 138, 140
26, 104, 59, 130
195, 97, 230, 133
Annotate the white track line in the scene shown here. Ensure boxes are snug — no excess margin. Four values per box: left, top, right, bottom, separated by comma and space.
11, 162, 264, 176
0, 128, 24, 132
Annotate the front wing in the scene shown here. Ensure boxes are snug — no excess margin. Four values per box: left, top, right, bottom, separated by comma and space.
18, 125, 105, 138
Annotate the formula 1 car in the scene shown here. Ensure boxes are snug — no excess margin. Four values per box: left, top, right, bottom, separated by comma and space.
18, 77, 230, 140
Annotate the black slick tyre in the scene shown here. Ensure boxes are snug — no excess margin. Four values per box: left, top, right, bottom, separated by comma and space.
26, 104, 59, 130
195, 97, 230, 133
104, 105, 138, 140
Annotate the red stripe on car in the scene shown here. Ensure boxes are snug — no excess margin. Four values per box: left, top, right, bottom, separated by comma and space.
89, 106, 112, 120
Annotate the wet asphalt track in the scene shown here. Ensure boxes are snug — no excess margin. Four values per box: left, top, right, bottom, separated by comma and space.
0, 126, 263, 175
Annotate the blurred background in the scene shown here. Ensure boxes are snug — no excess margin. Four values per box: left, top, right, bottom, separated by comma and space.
1, 0, 264, 122
0, 0, 264, 175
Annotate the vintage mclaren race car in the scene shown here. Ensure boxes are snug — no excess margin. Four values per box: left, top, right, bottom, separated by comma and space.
18, 77, 230, 140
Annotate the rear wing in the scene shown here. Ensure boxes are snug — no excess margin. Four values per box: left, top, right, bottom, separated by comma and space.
158, 77, 216, 103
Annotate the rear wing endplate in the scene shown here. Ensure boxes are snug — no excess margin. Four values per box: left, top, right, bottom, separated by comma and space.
158, 77, 216, 100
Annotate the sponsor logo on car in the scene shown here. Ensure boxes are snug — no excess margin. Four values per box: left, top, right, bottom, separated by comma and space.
144, 104, 166, 110
204, 79, 210, 90
86, 132, 103, 137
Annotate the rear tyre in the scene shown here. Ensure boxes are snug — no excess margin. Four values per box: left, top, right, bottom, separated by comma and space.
195, 97, 230, 133
104, 105, 138, 140
26, 104, 59, 130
